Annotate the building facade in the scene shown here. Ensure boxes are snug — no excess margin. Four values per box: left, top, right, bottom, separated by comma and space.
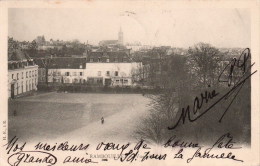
8, 50, 38, 99
34, 50, 142, 87
35, 57, 87, 85
48, 68, 86, 84
85, 51, 141, 86
85, 63, 140, 87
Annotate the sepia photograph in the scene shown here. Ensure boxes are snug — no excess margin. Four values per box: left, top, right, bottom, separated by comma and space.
1, 1, 259, 166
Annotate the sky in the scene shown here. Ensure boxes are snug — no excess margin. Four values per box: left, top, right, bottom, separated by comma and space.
8, 7, 250, 48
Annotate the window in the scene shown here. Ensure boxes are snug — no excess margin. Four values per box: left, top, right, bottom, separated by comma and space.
97, 78, 103, 84
21, 81, 23, 93
115, 71, 118, 76
26, 72, 28, 78
26, 81, 28, 92
17, 83, 19, 94
98, 71, 101, 76
22, 72, 24, 79
17, 73, 19, 80
74, 78, 78, 83
106, 71, 110, 76
98, 58, 101, 62
90, 58, 94, 62
35, 70, 37, 77
80, 72, 83, 76
32, 71, 34, 77
12, 74, 14, 79
29, 71, 31, 77
106, 59, 110, 62
65, 72, 70, 76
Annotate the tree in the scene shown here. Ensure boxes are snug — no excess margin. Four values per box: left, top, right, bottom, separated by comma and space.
188, 43, 222, 87
135, 54, 193, 143
30, 40, 38, 50
8, 37, 19, 56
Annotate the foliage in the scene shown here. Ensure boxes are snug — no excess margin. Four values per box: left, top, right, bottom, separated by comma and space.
188, 42, 223, 87
135, 43, 250, 145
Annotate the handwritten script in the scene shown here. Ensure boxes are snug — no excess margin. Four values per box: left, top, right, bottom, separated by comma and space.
168, 48, 256, 130
4, 133, 244, 165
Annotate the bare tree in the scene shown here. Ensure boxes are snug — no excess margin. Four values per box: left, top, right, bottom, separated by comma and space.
135, 54, 192, 143
188, 43, 222, 87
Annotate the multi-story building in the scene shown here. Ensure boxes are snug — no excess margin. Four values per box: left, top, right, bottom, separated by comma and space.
35, 57, 87, 84
34, 51, 142, 87
85, 51, 141, 87
8, 50, 38, 99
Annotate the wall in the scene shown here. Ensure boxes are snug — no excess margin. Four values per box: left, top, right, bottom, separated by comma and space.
85, 62, 142, 86
8, 65, 39, 98
47, 68, 85, 84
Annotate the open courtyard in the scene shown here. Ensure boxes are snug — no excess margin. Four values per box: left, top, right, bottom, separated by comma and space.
8, 92, 151, 144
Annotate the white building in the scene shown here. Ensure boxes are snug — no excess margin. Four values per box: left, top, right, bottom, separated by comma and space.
36, 57, 87, 84
85, 51, 142, 86
48, 68, 85, 84
8, 50, 38, 99
34, 52, 142, 87
85, 62, 141, 86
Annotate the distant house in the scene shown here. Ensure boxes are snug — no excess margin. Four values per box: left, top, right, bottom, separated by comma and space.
37, 45, 63, 51
8, 49, 38, 99
99, 40, 119, 47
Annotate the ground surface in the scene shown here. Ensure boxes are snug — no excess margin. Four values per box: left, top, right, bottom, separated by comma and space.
8, 92, 151, 144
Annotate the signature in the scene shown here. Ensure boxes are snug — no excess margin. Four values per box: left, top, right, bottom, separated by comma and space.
168, 48, 256, 130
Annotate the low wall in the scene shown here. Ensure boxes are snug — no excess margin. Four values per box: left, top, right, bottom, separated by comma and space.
37, 84, 162, 94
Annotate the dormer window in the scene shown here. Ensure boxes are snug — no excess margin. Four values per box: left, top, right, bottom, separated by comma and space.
106, 59, 110, 62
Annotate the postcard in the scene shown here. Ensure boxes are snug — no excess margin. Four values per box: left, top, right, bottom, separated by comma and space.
0, 0, 259, 166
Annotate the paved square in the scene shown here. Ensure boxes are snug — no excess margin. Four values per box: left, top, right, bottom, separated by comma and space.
8, 92, 150, 143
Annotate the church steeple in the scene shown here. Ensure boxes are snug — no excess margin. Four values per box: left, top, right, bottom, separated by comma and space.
118, 26, 123, 45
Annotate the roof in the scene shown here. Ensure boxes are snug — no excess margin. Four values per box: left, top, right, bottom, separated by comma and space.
8, 49, 31, 62
99, 40, 119, 46
34, 57, 87, 69
87, 51, 131, 62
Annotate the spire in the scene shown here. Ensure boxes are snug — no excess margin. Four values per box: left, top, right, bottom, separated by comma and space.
118, 26, 123, 45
